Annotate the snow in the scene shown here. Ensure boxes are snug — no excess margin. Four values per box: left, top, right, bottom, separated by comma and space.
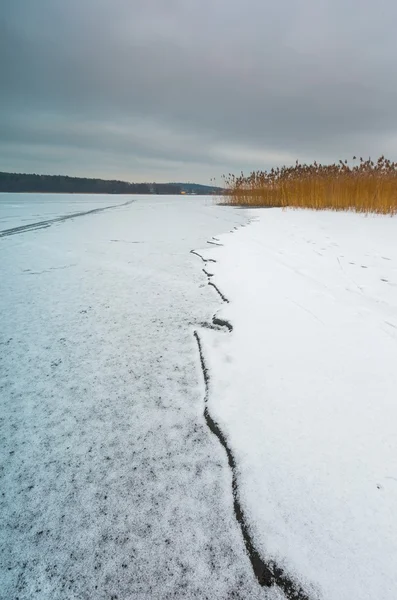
4, 195, 395, 600
0, 194, 281, 600
198, 208, 397, 600
0, 193, 125, 230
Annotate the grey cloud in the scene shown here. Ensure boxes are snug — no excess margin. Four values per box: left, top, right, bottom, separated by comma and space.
1, 0, 397, 181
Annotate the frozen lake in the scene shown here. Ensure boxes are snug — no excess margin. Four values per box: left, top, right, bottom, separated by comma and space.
4, 194, 394, 599
0, 194, 274, 600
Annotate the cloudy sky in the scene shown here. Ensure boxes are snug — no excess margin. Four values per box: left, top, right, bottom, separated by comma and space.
2, 0, 397, 183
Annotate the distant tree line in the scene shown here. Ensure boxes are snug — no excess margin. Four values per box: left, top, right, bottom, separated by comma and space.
172, 182, 223, 195
0, 172, 182, 195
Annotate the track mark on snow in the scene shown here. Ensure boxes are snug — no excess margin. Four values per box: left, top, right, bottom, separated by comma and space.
0, 199, 136, 238
289, 299, 324, 326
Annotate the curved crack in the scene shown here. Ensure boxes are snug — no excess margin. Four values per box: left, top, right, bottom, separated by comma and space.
198, 316, 233, 333
212, 316, 233, 332
199, 322, 222, 332
208, 281, 229, 303
194, 330, 273, 588
194, 330, 311, 599
190, 249, 216, 263
192, 240, 312, 600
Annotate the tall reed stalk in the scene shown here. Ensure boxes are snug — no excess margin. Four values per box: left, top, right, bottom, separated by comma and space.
222, 157, 397, 214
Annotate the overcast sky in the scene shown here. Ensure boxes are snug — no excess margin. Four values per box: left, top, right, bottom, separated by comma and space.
2, 0, 397, 183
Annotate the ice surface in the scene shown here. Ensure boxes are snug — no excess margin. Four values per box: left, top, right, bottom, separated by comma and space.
198, 208, 397, 600
0, 194, 280, 600
0, 193, 125, 231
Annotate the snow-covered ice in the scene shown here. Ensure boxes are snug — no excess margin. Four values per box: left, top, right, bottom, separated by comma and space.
198, 208, 397, 600
0, 193, 126, 231
3, 195, 396, 600
0, 194, 281, 600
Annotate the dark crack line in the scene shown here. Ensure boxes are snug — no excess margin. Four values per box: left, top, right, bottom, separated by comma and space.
191, 237, 312, 600
191, 249, 229, 302
198, 316, 233, 333
194, 330, 311, 599
194, 330, 273, 587
0, 199, 136, 238
199, 322, 223, 332
207, 240, 223, 246
212, 316, 233, 332
190, 249, 217, 263
208, 281, 229, 303
194, 331, 211, 388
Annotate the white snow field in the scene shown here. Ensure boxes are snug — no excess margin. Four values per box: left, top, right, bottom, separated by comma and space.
0, 194, 283, 600
198, 208, 397, 600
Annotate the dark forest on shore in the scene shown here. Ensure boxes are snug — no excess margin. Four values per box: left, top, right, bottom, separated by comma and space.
0, 172, 220, 195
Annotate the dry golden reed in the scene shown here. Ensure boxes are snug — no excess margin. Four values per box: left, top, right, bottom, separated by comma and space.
222, 156, 397, 214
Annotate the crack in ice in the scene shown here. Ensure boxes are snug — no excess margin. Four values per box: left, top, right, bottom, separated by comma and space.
191, 239, 312, 600
0, 199, 136, 238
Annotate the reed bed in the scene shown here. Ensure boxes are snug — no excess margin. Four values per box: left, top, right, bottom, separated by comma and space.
222, 156, 397, 214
